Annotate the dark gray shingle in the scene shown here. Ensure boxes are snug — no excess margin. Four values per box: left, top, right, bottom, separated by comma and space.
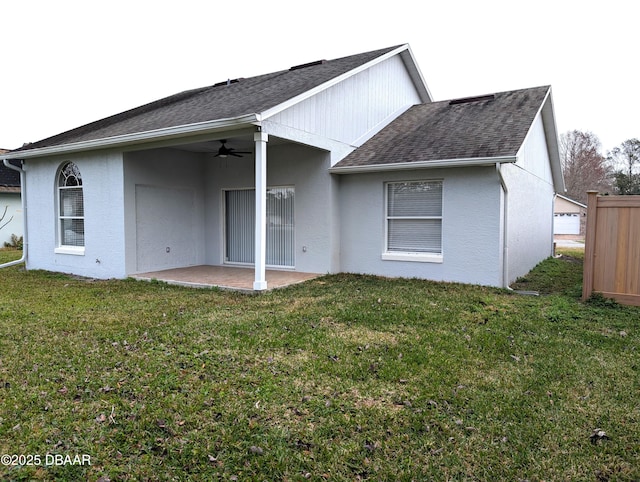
0, 162, 20, 187
333, 86, 550, 168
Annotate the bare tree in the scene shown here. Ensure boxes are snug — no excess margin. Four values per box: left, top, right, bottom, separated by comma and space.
560, 130, 613, 204
0, 205, 13, 231
609, 138, 640, 176
608, 138, 640, 194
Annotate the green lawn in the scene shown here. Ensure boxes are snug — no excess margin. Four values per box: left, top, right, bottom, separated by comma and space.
1, 248, 638, 481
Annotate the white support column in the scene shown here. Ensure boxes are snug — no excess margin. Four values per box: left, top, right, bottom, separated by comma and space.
253, 130, 268, 291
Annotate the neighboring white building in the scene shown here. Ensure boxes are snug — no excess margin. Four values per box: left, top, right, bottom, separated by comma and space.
554, 194, 586, 236
1, 44, 564, 289
0, 155, 23, 247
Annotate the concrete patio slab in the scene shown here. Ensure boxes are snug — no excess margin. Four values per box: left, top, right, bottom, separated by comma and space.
132, 265, 322, 291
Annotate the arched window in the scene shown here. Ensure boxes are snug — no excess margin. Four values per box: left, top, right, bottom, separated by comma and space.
58, 162, 84, 247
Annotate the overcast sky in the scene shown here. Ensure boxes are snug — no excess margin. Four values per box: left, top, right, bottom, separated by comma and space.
1, 0, 636, 153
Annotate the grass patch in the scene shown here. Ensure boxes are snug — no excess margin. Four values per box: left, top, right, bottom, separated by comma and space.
511, 248, 585, 296
1, 249, 639, 480
0, 248, 22, 264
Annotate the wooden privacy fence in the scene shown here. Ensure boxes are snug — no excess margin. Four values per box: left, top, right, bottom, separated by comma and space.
582, 191, 640, 306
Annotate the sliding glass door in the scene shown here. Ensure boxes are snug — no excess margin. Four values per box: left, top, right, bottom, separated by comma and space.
225, 187, 295, 268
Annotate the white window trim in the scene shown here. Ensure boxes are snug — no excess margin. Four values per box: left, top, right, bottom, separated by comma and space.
56, 162, 85, 254
54, 246, 85, 256
381, 252, 443, 263
382, 179, 443, 263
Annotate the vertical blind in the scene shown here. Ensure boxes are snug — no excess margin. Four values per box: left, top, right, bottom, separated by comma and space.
266, 188, 295, 267
225, 190, 255, 264
387, 181, 442, 254
58, 162, 85, 247
225, 188, 295, 267
60, 188, 85, 246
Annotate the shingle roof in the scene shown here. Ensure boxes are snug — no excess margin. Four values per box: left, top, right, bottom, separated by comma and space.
0, 161, 20, 187
15, 46, 403, 152
333, 85, 550, 169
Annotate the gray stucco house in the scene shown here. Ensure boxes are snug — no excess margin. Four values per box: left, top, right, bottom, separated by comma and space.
1, 44, 564, 289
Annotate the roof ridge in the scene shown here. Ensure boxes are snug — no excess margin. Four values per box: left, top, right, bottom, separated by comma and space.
440, 85, 550, 104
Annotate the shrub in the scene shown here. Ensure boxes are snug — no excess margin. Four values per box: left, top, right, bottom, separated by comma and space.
3, 233, 23, 250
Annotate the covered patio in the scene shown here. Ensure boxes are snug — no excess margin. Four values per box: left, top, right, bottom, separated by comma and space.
132, 265, 321, 291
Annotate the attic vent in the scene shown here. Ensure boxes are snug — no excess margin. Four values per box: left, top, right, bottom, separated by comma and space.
213, 78, 242, 87
449, 94, 495, 105
289, 59, 326, 71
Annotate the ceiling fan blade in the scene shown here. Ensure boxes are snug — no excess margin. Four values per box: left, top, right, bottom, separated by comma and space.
214, 140, 253, 157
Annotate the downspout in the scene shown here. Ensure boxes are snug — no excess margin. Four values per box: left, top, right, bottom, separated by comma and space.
496, 163, 511, 289
1, 159, 26, 268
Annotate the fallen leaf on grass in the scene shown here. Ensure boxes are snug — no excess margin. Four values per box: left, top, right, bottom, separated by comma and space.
364, 440, 381, 452
249, 445, 264, 455
590, 428, 610, 444
295, 439, 313, 450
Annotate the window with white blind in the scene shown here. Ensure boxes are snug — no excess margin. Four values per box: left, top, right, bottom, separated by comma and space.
56, 162, 85, 253
383, 180, 443, 262
225, 187, 295, 267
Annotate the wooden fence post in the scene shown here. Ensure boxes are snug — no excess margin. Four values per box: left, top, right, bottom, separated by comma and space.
582, 191, 599, 301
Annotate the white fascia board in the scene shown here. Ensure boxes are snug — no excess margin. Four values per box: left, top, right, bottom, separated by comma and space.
329, 156, 518, 174
516, 88, 548, 159
514, 87, 565, 193
399, 45, 432, 103
540, 89, 565, 193
259, 44, 420, 120
0, 114, 261, 160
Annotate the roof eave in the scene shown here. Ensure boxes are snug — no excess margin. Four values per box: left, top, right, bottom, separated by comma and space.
399, 45, 433, 103
329, 156, 518, 174
0, 114, 261, 160
510, 87, 565, 193
540, 89, 565, 193
515, 87, 564, 193
555, 193, 587, 208
0, 186, 21, 193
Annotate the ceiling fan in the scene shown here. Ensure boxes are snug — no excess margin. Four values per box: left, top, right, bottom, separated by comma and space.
214, 139, 252, 158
